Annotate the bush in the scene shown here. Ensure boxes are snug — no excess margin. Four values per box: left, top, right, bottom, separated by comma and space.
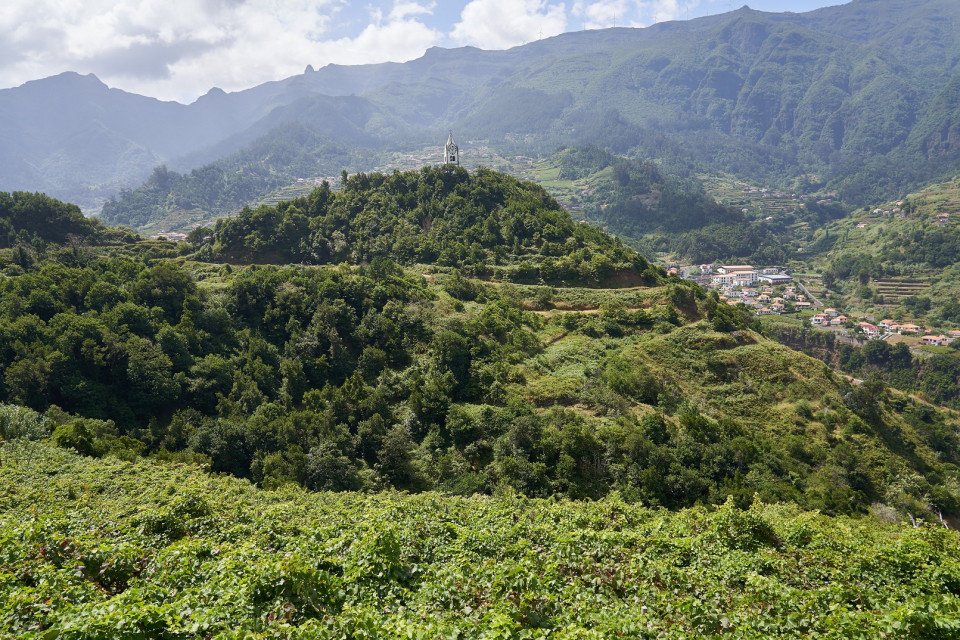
0, 404, 50, 441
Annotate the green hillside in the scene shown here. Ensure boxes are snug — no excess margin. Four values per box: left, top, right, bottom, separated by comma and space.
0, 191, 128, 247
206, 165, 656, 287
525, 147, 851, 264
2, 443, 959, 639
3, 181, 960, 520
798, 178, 960, 321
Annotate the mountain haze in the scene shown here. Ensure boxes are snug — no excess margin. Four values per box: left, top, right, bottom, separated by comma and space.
3, 0, 960, 212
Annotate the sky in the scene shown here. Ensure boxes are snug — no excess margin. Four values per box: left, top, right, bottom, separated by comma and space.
0, 0, 848, 103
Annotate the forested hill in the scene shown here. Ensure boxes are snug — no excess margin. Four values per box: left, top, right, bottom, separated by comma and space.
206, 165, 658, 287
98, 122, 369, 231
2, 188, 960, 520
0, 191, 127, 247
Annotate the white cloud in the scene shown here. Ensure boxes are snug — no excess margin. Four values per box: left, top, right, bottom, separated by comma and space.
309, 8, 442, 68
0, 0, 814, 102
450, 0, 567, 49
631, 0, 691, 24
0, 0, 443, 102
390, 1, 435, 20
572, 1, 629, 29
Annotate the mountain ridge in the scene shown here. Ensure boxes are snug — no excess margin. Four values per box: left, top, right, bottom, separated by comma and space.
4, 0, 960, 212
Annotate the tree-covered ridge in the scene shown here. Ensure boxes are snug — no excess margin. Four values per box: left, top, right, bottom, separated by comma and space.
3, 444, 960, 639
2, 231, 960, 518
530, 146, 853, 264
0, 191, 125, 247
99, 123, 366, 231
208, 165, 659, 286
556, 146, 741, 235
4, 187, 960, 519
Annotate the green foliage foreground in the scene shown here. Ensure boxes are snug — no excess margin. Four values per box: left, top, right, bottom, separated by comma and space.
2, 444, 959, 639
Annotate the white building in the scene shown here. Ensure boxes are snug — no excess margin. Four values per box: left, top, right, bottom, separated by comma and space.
444, 131, 459, 165
717, 265, 754, 275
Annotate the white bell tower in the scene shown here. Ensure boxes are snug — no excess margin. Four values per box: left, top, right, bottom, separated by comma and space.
444, 131, 459, 166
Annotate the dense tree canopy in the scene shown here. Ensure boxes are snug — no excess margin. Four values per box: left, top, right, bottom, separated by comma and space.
208, 166, 659, 287
2, 184, 960, 521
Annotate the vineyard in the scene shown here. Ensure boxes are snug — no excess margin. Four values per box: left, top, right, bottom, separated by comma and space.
2, 443, 960, 639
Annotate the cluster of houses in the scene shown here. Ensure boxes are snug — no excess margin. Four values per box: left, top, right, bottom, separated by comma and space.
834, 317, 959, 346
862, 200, 952, 227
680, 262, 959, 349
668, 264, 801, 316
721, 286, 808, 316
871, 202, 903, 216
810, 309, 849, 326
689, 265, 797, 315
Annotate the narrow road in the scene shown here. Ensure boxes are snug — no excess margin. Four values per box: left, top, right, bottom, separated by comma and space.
795, 278, 823, 308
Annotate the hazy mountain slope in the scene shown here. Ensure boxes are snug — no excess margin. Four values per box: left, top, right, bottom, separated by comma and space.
99, 122, 367, 231
5, 0, 960, 213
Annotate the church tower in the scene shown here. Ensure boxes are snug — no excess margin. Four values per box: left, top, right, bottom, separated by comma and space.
444, 131, 459, 166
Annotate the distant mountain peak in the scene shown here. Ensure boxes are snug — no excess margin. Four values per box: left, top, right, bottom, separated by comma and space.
194, 86, 227, 104
25, 71, 107, 89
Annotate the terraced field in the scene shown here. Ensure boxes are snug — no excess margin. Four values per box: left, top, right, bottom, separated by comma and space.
873, 278, 930, 305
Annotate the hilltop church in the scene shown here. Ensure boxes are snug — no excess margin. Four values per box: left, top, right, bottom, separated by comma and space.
444, 132, 459, 166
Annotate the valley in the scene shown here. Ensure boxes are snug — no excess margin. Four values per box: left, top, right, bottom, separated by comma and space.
5, 0, 960, 636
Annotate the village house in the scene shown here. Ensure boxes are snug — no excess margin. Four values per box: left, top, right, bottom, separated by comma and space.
860, 322, 881, 339
830, 315, 848, 326
879, 319, 896, 330
823, 308, 839, 317
811, 313, 830, 326
921, 335, 950, 347
733, 273, 757, 287
898, 323, 923, 335
772, 302, 785, 313
796, 301, 812, 310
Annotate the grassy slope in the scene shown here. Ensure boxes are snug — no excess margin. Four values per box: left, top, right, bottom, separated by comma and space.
427, 276, 960, 516
2, 442, 960, 639
793, 178, 960, 320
